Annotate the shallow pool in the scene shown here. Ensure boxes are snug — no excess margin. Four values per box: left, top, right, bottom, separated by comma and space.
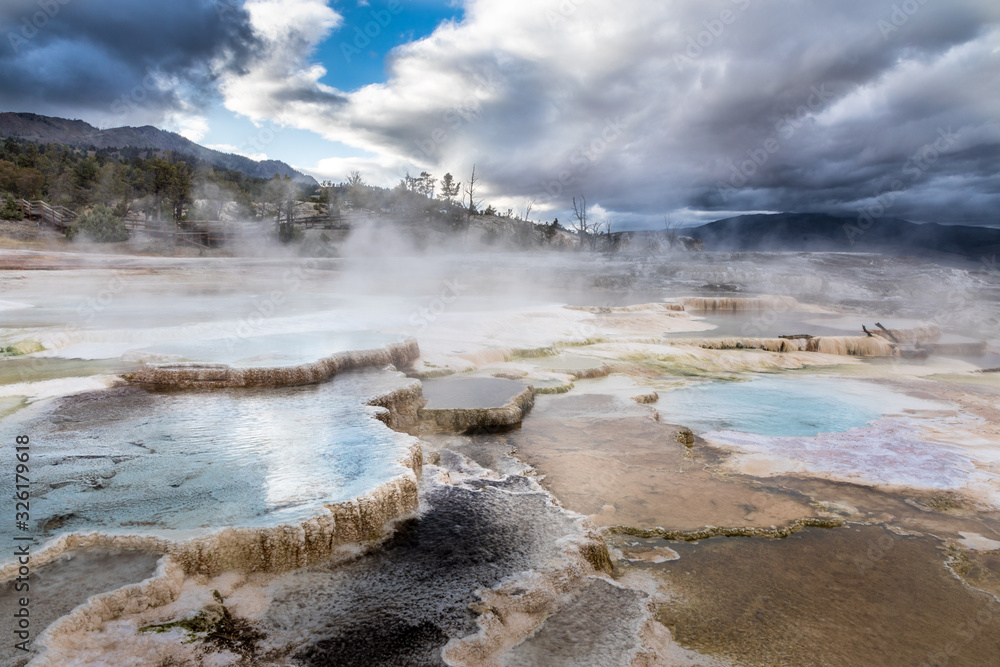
422, 377, 528, 409
0, 369, 418, 547
128, 330, 403, 367
656, 375, 938, 437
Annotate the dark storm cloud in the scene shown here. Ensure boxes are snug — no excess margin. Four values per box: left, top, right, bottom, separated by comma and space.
587, 0, 1000, 226
285, 0, 997, 227
6, 0, 996, 227
0, 0, 257, 124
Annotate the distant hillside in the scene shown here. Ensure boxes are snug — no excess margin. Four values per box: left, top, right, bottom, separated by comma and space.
689, 213, 1000, 264
0, 112, 317, 186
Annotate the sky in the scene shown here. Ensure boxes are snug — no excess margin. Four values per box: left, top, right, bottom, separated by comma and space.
1, 0, 998, 229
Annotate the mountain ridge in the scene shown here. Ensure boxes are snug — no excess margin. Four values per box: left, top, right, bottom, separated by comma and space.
0, 112, 318, 186
689, 212, 1000, 264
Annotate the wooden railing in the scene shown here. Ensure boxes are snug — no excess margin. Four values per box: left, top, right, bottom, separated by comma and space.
122, 218, 236, 249
123, 217, 276, 249
18, 199, 78, 229
293, 214, 351, 230
17, 200, 354, 249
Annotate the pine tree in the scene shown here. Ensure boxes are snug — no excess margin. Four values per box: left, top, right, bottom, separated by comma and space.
417, 171, 435, 198
437, 173, 460, 202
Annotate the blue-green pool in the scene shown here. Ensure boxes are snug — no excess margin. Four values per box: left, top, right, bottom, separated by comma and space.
656, 375, 926, 437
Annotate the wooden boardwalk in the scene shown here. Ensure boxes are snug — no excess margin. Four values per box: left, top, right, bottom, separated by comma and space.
124, 217, 249, 249
18, 199, 77, 229
292, 214, 351, 230
17, 198, 352, 249
124, 216, 351, 249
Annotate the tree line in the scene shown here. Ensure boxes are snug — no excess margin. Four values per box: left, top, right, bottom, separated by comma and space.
0, 140, 532, 228
0, 140, 599, 248
0, 139, 274, 223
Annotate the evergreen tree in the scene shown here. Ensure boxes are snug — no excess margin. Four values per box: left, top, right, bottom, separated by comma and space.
418, 171, 435, 198
437, 173, 460, 202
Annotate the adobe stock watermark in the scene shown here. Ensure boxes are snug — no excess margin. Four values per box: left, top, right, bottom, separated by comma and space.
717, 84, 835, 202
219, 241, 338, 347
546, 0, 589, 29
853, 529, 896, 575
536, 117, 626, 202
6, 0, 72, 54
925, 602, 996, 666
739, 296, 796, 337
408, 277, 465, 335
843, 127, 958, 245
110, 66, 165, 118
340, 1, 403, 64
408, 71, 505, 164
879, 246, 991, 378
14, 269, 134, 384
237, 119, 286, 159
878, 0, 931, 40
674, 0, 752, 72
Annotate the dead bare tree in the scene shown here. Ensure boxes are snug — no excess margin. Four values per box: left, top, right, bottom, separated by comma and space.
523, 199, 534, 222
571, 195, 587, 233
572, 195, 598, 250
664, 214, 679, 249
593, 216, 615, 252
464, 164, 482, 216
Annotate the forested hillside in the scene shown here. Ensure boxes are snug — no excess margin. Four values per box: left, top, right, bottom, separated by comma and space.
0, 112, 316, 185
0, 138, 277, 222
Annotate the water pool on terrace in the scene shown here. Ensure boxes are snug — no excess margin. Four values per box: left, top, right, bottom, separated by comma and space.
655, 375, 943, 437
127, 331, 405, 367
0, 370, 417, 551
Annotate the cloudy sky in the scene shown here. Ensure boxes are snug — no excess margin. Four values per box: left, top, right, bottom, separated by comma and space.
2, 0, 998, 228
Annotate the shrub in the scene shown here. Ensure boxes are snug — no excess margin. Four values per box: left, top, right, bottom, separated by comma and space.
67, 204, 129, 242
0, 194, 23, 221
